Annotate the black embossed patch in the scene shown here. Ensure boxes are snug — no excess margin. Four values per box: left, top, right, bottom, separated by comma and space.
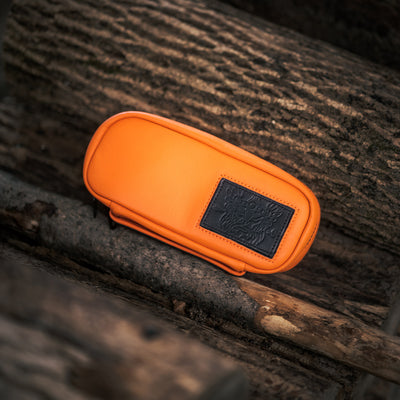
200, 179, 294, 258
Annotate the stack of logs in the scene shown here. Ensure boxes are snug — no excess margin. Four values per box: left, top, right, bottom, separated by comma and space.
1, 0, 400, 398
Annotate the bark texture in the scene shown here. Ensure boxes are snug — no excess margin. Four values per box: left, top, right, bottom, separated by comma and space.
237, 278, 400, 385
2, 170, 400, 385
223, 0, 400, 70
1, 244, 346, 400
2, 0, 400, 255
0, 245, 247, 400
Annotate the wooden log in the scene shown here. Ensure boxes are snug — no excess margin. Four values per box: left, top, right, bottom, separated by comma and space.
2, 0, 400, 255
2, 168, 398, 330
1, 244, 347, 400
222, 0, 400, 70
0, 244, 247, 400
1, 170, 400, 385
236, 278, 400, 386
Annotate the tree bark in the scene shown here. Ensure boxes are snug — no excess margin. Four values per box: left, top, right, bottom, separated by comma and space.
2, 244, 349, 400
236, 278, 400, 385
222, 0, 400, 70
2, 0, 400, 255
0, 245, 247, 400
2, 170, 400, 385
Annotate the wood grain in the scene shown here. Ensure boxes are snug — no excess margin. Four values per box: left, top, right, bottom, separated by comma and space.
223, 0, 400, 69
0, 245, 247, 400
236, 278, 400, 385
1, 245, 347, 400
2, 0, 400, 255
2, 170, 400, 385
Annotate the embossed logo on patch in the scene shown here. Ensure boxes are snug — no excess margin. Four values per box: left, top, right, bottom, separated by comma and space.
200, 179, 294, 258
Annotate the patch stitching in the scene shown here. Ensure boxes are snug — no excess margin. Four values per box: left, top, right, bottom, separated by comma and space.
200, 178, 294, 258
196, 175, 299, 262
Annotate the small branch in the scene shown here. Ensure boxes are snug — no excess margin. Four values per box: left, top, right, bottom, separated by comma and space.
236, 278, 400, 384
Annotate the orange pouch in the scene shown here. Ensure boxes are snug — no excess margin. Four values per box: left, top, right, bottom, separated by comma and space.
83, 112, 320, 276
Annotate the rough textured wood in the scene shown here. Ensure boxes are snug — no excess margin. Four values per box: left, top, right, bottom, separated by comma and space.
0, 245, 248, 400
2, 170, 400, 385
223, 0, 400, 70
1, 245, 347, 400
3, 0, 400, 255
236, 278, 400, 385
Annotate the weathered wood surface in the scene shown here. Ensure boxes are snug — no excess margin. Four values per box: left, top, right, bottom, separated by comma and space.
1, 245, 348, 400
223, 0, 400, 70
237, 278, 400, 385
0, 244, 248, 400
2, 0, 400, 255
2, 170, 400, 386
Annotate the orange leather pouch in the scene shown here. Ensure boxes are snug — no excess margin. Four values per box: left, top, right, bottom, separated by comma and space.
83, 112, 320, 276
